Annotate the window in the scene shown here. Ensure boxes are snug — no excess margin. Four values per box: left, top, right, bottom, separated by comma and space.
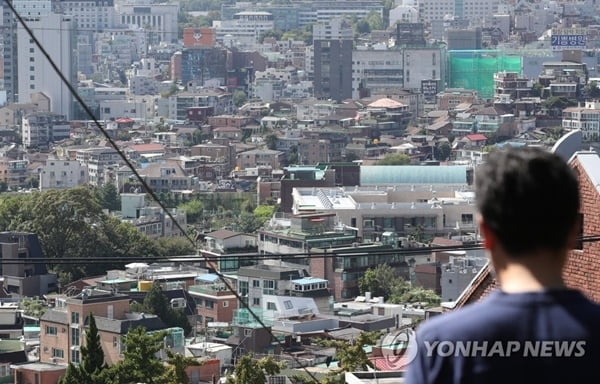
71, 328, 80, 346
252, 280, 260, 288
71, 349, 80, 364
252, 298, 260, 306
244, 329, 253, 337
205, 300, 214, 309
267, 302, 276, 310
222, 301, 229, 308
283, 300, 293, 310
113, 336, 119, 348
52, 348, 64, 359
461, 214, 474, 225
71, 312, 80, 324
46, 326, 57, 335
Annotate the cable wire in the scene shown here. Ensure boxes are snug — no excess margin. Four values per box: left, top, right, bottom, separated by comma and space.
4, 3, 321, 381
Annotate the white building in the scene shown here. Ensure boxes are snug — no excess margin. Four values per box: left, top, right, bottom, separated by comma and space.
39, 159, 88, 190
215, 11, 274, 49
116, 3, 179, 43
17, 14, 76, 119
22, 112, 70, 148
291, 185, 478, 241
417, 0, 500, 25
562, 101, 600, 142
298, 1, 384, 26
352, 49, 404, 99
13, 0, 51, 17
53, 0, 116, 32
389, 4, 419, 25
403, 47, 446, 92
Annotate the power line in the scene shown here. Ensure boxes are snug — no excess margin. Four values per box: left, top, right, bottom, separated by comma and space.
4, 2, 321, 382
3, 236, 600, 264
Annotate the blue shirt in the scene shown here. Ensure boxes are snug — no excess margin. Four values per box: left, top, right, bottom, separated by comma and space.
406, 289, 600, 384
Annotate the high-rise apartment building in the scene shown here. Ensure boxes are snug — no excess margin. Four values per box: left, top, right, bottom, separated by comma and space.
16, 13, 76, 118
313, 18, 353, 102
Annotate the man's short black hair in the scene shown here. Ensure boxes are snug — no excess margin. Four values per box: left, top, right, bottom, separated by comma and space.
475, 147, 580, 256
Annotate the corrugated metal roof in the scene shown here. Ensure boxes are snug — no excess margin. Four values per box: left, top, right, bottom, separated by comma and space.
360, 166, 467, 185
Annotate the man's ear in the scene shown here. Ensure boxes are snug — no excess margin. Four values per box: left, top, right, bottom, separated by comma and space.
478, 216, 496, 250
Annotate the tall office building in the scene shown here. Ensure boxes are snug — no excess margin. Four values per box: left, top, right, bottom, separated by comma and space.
1, 1, 18, 104
17, 13, 76, 118
313, 18, 353, 102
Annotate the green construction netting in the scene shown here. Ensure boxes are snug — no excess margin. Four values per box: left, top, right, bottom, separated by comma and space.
448, 50, 523, 99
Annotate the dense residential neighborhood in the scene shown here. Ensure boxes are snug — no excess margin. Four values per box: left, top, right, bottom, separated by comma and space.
0, 0, 598, 383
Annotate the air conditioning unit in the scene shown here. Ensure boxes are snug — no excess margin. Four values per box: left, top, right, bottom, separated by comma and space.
170, 298, 186, 309
50, 358, 57, 364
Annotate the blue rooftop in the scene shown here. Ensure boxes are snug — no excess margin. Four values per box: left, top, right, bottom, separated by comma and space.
360, 165, 467, 185
291, 277, 328, 285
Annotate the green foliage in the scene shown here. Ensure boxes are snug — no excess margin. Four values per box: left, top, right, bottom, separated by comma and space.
94, 184, 121, 211
543, 96, 577, 117
59, 313, 106, 384
137, 283, 192, 336
226, 355, 284, 384
100, 327, 167, 384
233, 90, 248, 108
434, 142, 452, 161
254, 205, 276, 222
317, 332, 381, 382
281, 25, 313, 44
376, 153, 410, 165
389, 287, 441, 307
20, 297, 46, 318
358, 264, 407, 300
364, 11, 384, 31
531, 82, 543, 97
156, 237, 195, 256
178, 199, 204, 223
359, 264, 441, 307
265, 134, 278, 150
162, 349, 201, 384
584, 81, 600, 99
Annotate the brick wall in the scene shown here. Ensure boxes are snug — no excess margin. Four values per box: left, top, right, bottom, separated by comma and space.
565, 158, 600, 303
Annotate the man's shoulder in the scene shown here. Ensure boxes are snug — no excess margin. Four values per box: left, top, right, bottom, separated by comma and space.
417, 297, 501, 341
417, 289, 600, 342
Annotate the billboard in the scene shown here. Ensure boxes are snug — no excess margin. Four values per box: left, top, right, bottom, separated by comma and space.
421, 79, 439, 100
551, 28, 586, 51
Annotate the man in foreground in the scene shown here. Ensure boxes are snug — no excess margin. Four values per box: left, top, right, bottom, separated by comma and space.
406, 147, 599, 383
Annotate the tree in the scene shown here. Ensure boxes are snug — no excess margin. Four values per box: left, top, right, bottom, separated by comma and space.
162, 349, 202, 384
59, 313, 106, 384
359, 264, 408, 300
389, 287, 441, 307
137, 282, 192, 336
226, 355, 283, 384
376, 153, 410, 165
156, 237, 195, 256
20, 297, 46, 318
232, 90, 247, 108
584, 81, 600, 99
178, 199, 204, 224
95, 184, 121, 211
265, 134, 278, 150
100, 327, 167, 384
253, 205, 276, 222
434, 142, 452, 161
80, 313, 106, 377
531, 82, 543, 97
364, 11, 384, 31
317, 332, 381, 383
